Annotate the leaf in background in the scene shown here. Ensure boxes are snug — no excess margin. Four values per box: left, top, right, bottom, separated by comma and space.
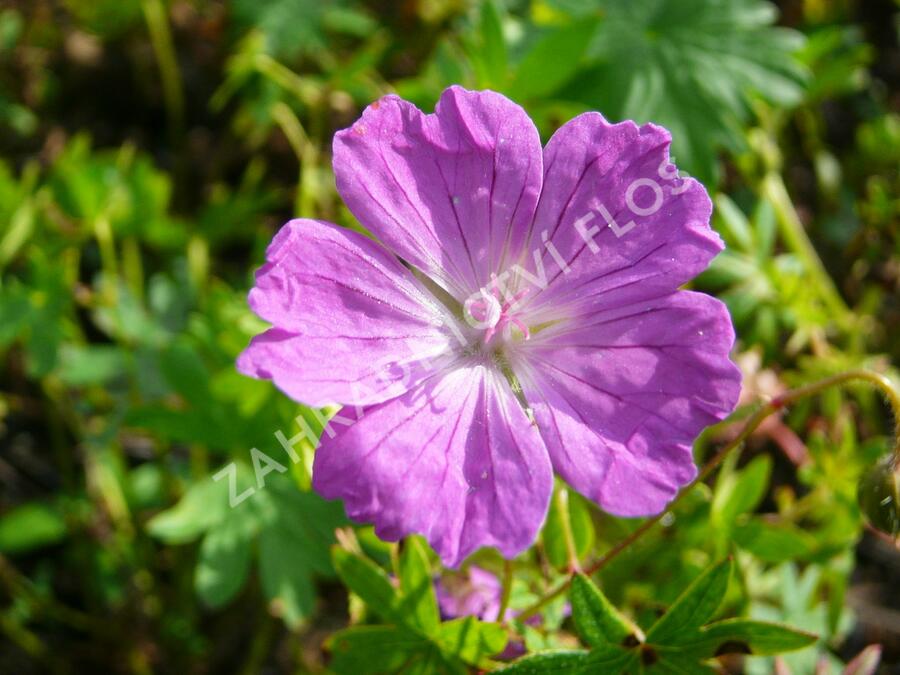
0, 502, 68, 554
230, 0, 371, 60
842, 644, 882, 675
712, 455, 772, 530
473, 0, 508, 89
507, 19, 597, 101
326, 626, 433, 675
57, 344, 129, 387
258, 478, 345, 626
556, 0, 808, 184
733, 519, 816, 562
146, 474, 231, 544
195, 510, 255, 608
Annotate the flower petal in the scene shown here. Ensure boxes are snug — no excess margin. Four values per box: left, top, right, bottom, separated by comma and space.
333, 86, 543, 300
515, 291, 741, 516
518, 113, 722, 322
312, 364, 553, 567
238, 218, 455, 407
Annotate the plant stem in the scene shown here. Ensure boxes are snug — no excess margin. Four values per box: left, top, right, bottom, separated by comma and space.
497, 560, 513, 623
762, 172, 852, 329
141, 0, 184, 138
554, 486, 581, 572
517, 369, 900, 622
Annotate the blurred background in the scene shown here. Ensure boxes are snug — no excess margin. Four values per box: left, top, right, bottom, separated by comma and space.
0, 0, 898, 673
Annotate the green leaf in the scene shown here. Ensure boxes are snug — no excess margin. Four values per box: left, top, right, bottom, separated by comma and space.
649, 655, 720, 674
712, 455, 772, 528
230, 0, 353, 59
477, 0, 508, 88
646, 559, 732, 642
713, 193, 755, 251
435, 617, 508, 665
332, 547, 402, 625
159, 341, 211, 407
0, 502, 67, 554
673, 618, 817, 656
257, 479, 344, 625
559, 0, 808, 184
733, 519, 816, 562
508, 19, 597, 100
57, 345, 128, 386
398, 537, 440, 635
581, 643, 640, 672
146, 474, 231, 544
570, 574, 639, 648
195, 512, 254, 608
326, 625, 432, 675
258, 521, 315, 626
496, 650, 590, 674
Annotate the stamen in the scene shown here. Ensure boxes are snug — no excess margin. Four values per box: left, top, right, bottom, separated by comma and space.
509, 317, 531, 340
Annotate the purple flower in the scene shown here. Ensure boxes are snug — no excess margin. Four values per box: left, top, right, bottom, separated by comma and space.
436, 566, 507, 623
435, 566, 563, 659
238, 86, 742, 567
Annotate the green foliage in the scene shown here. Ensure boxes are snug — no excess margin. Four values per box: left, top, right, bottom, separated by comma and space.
0, 0, 896, 670
500, 561, 815, 674
149, 468, 345, 626
328, 541, 508, 673
0, 501, 68, 554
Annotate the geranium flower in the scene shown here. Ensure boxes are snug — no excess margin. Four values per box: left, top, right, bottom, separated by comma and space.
238, 86, 742, 567
436, 566, 508, 623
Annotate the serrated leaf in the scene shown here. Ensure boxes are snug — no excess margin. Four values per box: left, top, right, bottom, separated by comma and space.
559, 0, 808, 184
673, 618, 817, 656
496, 650, 590, 674
398, 536, 440, 635
647, 559, 732, 642
570, 574, 638, 648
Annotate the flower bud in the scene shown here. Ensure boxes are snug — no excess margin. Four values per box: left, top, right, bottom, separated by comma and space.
857, 453, 900, 537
